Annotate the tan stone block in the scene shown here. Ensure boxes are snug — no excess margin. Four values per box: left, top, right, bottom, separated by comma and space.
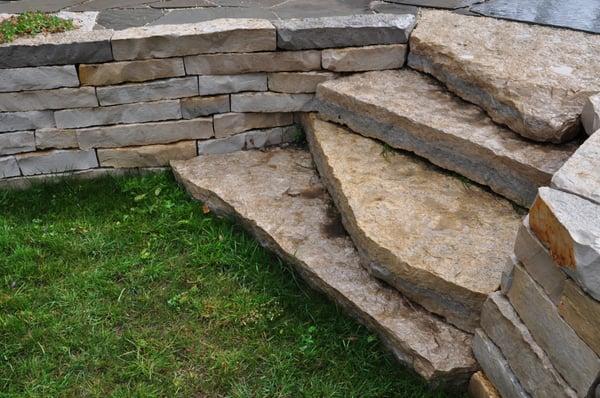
559, 279, 600, 356
268, 71, 337, 93
213, 112, 293, 138
322, 44, 407, 72
98, 141, 197, 168
184, 51, 321, 75
468, 372, 500, 398
35, 128, 79, 150
79, 58, 185, 86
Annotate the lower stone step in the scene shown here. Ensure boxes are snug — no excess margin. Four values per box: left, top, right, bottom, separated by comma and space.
315, 69, 577, 207
171, 148, 477, 385
303, 114, 521, 332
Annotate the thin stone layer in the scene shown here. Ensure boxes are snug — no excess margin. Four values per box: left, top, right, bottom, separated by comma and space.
303, 114, 520, 332
171, 148, 477, 385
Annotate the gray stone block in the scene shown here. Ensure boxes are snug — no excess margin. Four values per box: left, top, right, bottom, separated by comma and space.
16, 149, 98, 176
0, 111, 55, 133
197, 135, 246, 155
198, 74, 267, 96
0, 155, 20, 178
582, 94, 600, 136
213, 112, 293, 138
35, 128, 79, 150
181, 95, 230, 119
0, 131, 35, 155
244, 127, 289, 149
273, 14, 416, 50
97, 77, 198, 106
0, 65, 79, 92
184, 51, 321, 75
0, 87, 98, 112
322, 44, 407, 72
268, 71, 337, 93
231, 92, 316, 113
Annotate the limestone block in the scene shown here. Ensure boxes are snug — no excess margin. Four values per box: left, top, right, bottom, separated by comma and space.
468, 372, 500, 398
35, 128, 79, 150
0, 65, 79, 92
197, 135, 246, 155
559, 279, 600, 356
0, 155, 20, 178
322, 44, 407, 72
16, 149, 98, 176
231, 93, 316, 113
213, 112, 293, 138
273, 14, 415, 50
181, 95, 230, 119
0, 111, 55, 133
244, 126, 292, 149
0, 131, 35, 155
530, 187, 600, 300
582, 94, 600, 136
97, 141, 197, 168
0, 87, 98, 112
507, 262, 600, 397
77, 118, 213, 149
54, 100, 182, 129
96, 77, 198, 106
184, 51, 321, 75
111, 19, 275, 60
79, 58, 185, 86
198, 74, 267, 96
268, 72, 337, 93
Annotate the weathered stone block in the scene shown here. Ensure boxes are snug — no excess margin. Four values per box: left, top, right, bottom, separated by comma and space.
322, 44, 407, 72
0, 87, 98, 112
0, 30, 113, 68
184, 51, 321, 75
273, 14, 415, 50
507, 262, 600, 397
198, 74, 267, 96
35, 128, 79, 150
268, 72, 337, 94
481, 292, 577, 397
197, 135, 246, 155
0, 155, 20, 178
96, 77, 198, 106
111, 19, 276, 60
213, 112, 293, 138
472, 329, 529, 398
559, 280, 600, 357
55, 100, 182, 129
530, 187, 600, 300
97, 141, 197, 168
468, 372, 500, 398
16, 149, 98, 176
0, 65, 79, 92
181, 95, 230, 119
231, 93, 316, 113
552, 131, 600, 205
244, 127, 290, 149
79, 58, 185, 87
77, 118, 213, 149
582, 94, 600, 136
0, 131, 35, 155
0, 111, 55, 133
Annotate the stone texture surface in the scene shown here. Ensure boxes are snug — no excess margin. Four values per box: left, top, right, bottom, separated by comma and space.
231, 92, 315, 113
96, 77, 198, 106
98, 141, 197, 168
322, 44, 407, 72
273, 14, 415, 50
0, 155, 20, 178
0, 131, 35, 155
530, 187, 600, 300
196, 135, 245, 155
0, 30, 113, 68
514, 216, 566, 304
244, 127, 288, 149
472, 329, 529, 398
552, 131, 600, 205
184, 51, 321, 75
316, 69, 576, 206
35, 128, 79, 150
468, 372, 500, 398
171, 148, 477, 384
0, 65, 79, 92
16, 149, 98, 176
77, 118, 213, 149
0, 111, 55, 133
559, 279, 600, 357
55, 100, 182, 129
582, 94, 600, 136
507, 262, 600, 397
481, 292, 577, 398
111, 19, 276, 60
408, 10, 600, 143
79, 58, 185, 86
181, 95, 230, 119
198, 74, 267, 95
268, 71, 337, 94
0, 87, 98, 112
304, 115, 520, 332
213, 112, 293, 138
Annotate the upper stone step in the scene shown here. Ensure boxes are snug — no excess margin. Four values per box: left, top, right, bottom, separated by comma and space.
408, 10, 600, 143
302, 114, 521, 332
171, 148, 477, 385
316, 69, 577, 207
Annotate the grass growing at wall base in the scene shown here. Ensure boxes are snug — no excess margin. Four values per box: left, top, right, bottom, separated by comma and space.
0, 12, 74, 44
0, 172, 461, 397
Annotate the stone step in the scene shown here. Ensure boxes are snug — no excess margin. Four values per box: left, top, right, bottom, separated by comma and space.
408, 10, 600, 144
316, 68, 577, 207
302, 114, 521, 332
171, 148, 477, 385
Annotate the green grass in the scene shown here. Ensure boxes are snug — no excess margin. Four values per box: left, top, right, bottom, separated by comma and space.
0, 12, 74, 44
0, 172, 461, 397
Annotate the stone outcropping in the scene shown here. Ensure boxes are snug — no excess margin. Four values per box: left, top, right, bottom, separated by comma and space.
408, 10, 600, 143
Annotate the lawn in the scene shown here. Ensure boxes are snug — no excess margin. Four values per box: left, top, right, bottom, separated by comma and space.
0, 172, 459, 397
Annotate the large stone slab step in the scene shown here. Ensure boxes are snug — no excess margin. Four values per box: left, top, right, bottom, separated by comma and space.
302, 114, 521, 332
316, 68, 577, 207
171, 148, 477, 385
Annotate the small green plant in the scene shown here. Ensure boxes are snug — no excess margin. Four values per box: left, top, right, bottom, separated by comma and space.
0, 11, 74, 44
